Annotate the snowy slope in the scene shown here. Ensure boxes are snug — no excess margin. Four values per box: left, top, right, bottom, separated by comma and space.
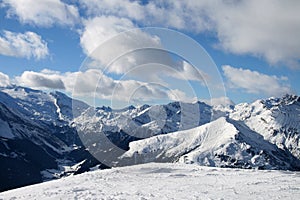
0, 86, 89, 125
0, 86, 94, 192
0, 163, 299, 200
121, 117, 300, 170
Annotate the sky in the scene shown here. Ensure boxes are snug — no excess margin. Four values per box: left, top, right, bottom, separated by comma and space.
0, 0, 299, 107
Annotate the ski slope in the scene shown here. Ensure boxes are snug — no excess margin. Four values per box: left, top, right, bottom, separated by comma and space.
0, 163, 299, 200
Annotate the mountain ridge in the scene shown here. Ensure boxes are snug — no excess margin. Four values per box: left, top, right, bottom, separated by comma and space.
0, 85, 299, 192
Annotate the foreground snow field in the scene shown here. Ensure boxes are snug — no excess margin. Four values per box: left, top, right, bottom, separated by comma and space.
1, 163, 299, 200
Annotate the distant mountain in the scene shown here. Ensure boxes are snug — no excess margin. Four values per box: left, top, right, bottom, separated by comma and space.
0, 85, 299, 192
121, 95, 300, 169
121, 117, 300, 170
230, 95, 300, 160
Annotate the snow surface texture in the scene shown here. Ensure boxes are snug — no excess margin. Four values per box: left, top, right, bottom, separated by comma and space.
0, 163, 299, 200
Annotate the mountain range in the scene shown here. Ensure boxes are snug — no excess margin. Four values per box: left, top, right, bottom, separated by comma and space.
0, 85, 299, 192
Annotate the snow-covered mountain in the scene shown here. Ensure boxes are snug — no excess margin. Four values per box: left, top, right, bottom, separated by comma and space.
121, 117, 300, 170
230, 95, 300, 159
120, 95, 300, 170
0, 85, 299, 192
0, 86, 94, 191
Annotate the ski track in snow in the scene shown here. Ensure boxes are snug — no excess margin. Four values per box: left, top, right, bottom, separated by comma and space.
0, 163, 299, 200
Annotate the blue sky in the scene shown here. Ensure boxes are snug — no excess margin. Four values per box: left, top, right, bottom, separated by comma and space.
0, 0, 299, 107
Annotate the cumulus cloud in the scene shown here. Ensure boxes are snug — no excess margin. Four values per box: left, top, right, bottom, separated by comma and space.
79, 0, 210, 32
15, 69, 196, 104
173, 61, 209, 83
0, 31, 49, 59
16, 70, 65, 89
0, 72, 11, 87
103, 48, 207, 83
205, 0, 300, 68
79, 0, 300, 68
222, 65, 292, 97
80, 16, 137, 55
2, 0, 299, 67
76, 0, 300, 104
2, 0, 80, 27
68, 69, 195, 103
79, 16, 162, 72
80, 0, 145, 21
79, 3, 197, 74
79, 16, 208, 85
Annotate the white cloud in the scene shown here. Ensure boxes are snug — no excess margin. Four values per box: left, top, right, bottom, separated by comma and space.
2, 0, 299, 67
222, 65, 292, 97
79, 16, 209, 85
172, 61, 209, 83
2, 0, 79, 27
174, 0, 300, 68
79, 0, 210, 33
80, 16, 164, 72
80, 16, 137, 55
0, 31, 49, 59
79, 0, 300, 68
67, 70, 195, 103
0, 72, 11, 87
205, 0, 300, 68
80, 0, 145, 22
16, 70, 65, 89
62, 69, 110, 96
15, 69, 195, 104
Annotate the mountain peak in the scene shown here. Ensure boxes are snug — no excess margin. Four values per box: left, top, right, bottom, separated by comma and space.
0, 86, 299, 192
262, 94, 299, 108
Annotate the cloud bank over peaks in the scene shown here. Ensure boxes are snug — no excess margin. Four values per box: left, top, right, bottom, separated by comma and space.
0, 64, 294, 106
15, 70, 65, 90
13, 69, 196, 105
